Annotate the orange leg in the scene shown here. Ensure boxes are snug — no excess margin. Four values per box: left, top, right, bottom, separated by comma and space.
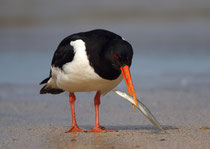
89, 91, 115, 132
66, 92, 83, 133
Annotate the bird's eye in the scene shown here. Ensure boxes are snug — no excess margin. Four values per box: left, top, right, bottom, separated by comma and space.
114, 54, 119, 59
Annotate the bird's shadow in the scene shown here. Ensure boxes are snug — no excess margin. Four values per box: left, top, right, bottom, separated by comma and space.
80, 125, 178, 134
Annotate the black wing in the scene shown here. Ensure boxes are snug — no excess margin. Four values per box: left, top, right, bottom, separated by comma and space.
40, 36, 75, 84
39, 36, 75, 94
51, 36, 75, 69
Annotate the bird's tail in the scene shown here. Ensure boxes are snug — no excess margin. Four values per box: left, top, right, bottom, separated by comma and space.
40, 77, 64, 94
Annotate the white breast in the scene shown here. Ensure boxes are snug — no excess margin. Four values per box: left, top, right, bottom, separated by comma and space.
49, 39, 123, 94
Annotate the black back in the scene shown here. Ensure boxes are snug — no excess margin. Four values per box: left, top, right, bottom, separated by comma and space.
75, 29, 123, 80
51, 36, 75, 69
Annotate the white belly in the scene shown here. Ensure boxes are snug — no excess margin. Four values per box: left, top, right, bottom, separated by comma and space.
50, 65, 123, 94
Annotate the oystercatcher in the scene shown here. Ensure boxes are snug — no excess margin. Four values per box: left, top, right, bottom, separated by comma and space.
40, 29, 138, 132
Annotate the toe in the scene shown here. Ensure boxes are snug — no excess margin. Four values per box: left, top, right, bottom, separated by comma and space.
66, 125, 83, 133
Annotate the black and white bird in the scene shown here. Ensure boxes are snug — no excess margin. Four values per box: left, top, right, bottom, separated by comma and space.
40, 29, 138, 132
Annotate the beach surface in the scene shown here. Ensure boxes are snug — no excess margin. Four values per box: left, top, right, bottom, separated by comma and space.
0, 83, 210, 149
1, 0, 210, 148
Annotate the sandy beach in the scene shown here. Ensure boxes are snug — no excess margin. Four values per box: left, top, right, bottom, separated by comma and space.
0, 83, 210, 149
1, 1, 210, 148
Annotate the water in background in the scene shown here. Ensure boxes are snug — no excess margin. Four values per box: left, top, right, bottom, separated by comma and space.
0, 0, 210, 89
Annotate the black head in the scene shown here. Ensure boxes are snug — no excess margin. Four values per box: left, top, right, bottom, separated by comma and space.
104, 39, 138, 107
105, 39, 133, 70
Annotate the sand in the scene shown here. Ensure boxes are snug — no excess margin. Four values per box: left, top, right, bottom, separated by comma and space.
0, 83, 210, 149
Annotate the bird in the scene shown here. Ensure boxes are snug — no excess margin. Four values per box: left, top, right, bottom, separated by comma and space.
40, 29, 138, 132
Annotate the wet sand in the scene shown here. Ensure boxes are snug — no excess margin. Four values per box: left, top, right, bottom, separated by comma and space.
0, 83, 210, 149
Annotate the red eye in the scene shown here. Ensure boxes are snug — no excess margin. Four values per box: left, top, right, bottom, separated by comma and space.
114, 54, 119, 59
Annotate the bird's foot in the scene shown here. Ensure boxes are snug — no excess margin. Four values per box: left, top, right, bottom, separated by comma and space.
66, 124, 83, 133
89, 125, 116, 133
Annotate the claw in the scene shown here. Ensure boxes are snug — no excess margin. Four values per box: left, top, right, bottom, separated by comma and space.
66, 125, 83, 133
89, 125, 116, 132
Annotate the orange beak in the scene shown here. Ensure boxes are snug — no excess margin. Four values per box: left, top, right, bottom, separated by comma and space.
120, 65, 139, 110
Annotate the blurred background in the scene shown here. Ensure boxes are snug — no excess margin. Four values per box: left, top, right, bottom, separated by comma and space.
0, 0, 210, 89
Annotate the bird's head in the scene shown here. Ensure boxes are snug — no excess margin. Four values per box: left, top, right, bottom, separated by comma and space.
105, 39, 133, 69
105, 39, 138, 107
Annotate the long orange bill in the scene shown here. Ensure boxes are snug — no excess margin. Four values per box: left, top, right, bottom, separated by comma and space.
120, 65, 139, 110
